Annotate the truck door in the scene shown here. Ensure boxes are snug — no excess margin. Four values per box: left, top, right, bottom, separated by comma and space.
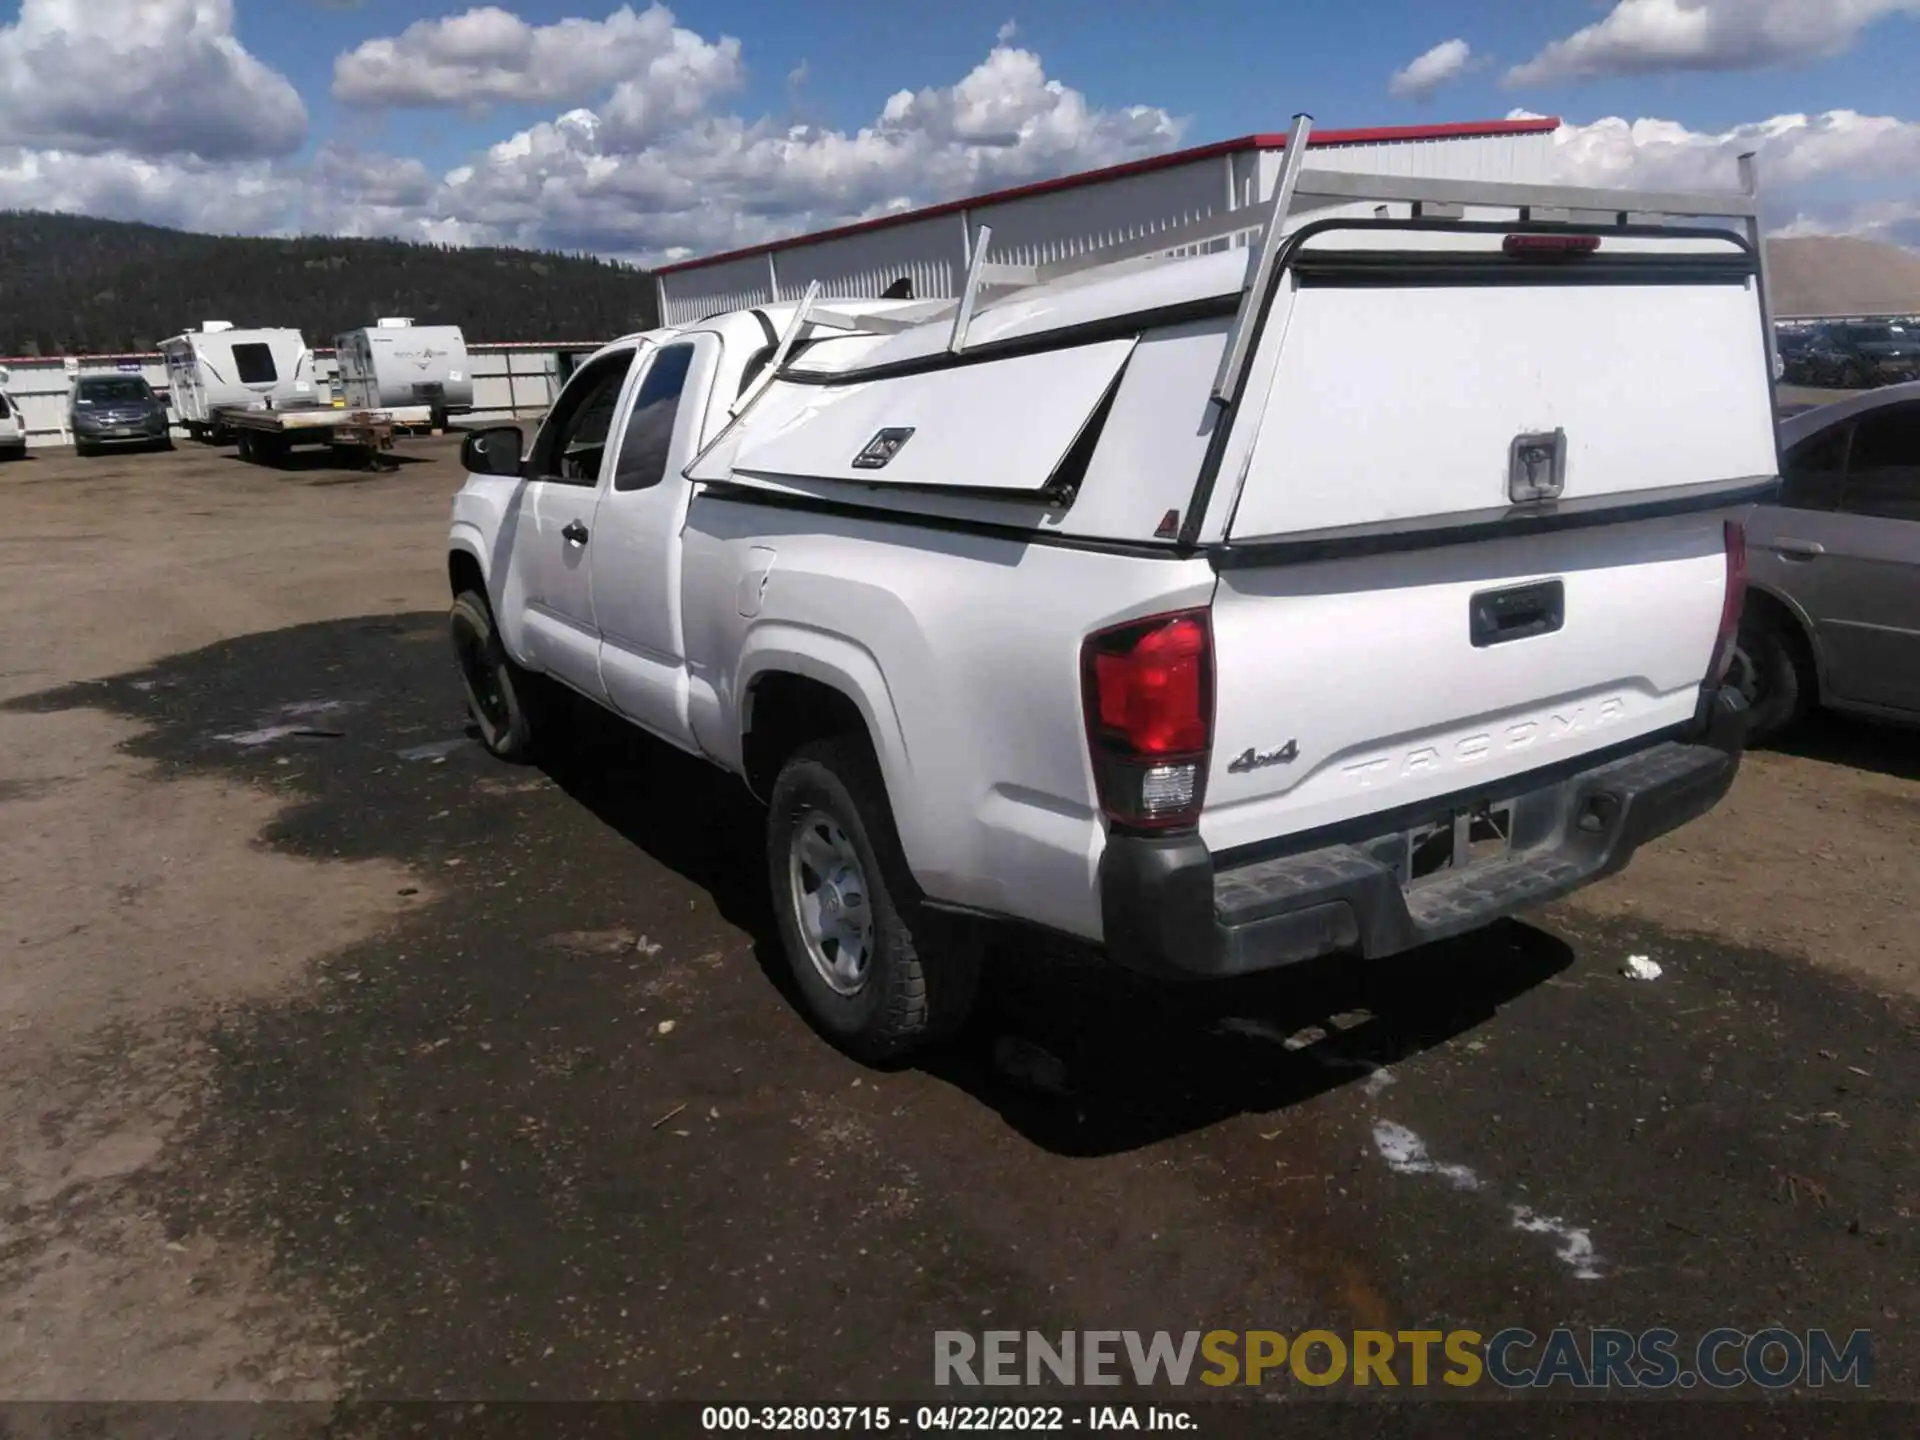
513, 345, 639, 700
1820, 400, 1920, 712
588, 333, 715, 747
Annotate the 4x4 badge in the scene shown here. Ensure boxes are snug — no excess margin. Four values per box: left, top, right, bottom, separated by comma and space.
852, 427, 915, 470
1228, 740, 1299, 774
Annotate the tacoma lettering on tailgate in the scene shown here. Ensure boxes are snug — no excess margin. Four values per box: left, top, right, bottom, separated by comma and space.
1341, 697, 1628, 790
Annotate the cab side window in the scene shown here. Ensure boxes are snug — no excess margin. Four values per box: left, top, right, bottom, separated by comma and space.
1777, 424, 1848, 512
614, 343, 695, 492
526, 350, 635, 486
1841, 404, 1920, 523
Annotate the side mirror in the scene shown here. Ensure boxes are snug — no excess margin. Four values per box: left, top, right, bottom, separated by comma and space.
461, 425, 524, 478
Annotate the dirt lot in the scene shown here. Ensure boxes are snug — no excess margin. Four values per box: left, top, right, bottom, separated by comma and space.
2, 439, 1917, 1419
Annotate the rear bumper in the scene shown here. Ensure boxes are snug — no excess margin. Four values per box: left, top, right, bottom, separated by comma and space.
1099, 686, 1749, 980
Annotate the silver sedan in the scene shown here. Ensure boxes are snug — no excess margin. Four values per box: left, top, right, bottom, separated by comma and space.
1733, 381, 1920, 740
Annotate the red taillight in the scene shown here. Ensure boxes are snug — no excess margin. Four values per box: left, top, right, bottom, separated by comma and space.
1503, 233, 1602, 257
1082, 609, 1213, 830
1708, 520, 1748, 685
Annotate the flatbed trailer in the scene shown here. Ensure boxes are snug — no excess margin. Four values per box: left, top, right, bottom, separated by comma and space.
216, 402, 434, 469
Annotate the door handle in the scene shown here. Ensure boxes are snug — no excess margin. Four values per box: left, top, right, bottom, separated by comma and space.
1469, 579, 1565, 648
1769, 538, 1824, 560
562, 520, 590, 546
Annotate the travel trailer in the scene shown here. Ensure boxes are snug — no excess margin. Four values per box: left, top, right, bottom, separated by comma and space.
333, 318, 473, 423
159, 323, 317, 441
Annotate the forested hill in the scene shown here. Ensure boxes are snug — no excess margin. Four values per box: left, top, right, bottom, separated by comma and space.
0, 211, 660, 355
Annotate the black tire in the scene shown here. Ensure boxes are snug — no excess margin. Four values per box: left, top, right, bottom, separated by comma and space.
1729, 609, 1813, 745
448, 589, 542, 762
766, 736, 982, 1062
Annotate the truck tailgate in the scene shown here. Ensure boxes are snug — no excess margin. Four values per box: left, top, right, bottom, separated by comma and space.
1200, 230, 1770, 853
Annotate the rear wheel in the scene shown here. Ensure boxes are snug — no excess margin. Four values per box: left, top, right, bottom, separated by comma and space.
449, 589, 542, 762
1727, 609, 1813, 745
767, 737, 982, 1063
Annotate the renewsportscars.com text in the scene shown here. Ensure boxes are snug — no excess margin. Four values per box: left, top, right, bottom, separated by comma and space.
934, 1328, 1873, 1391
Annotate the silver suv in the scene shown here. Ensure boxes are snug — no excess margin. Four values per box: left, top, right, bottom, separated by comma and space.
1734, 382, 1920, 739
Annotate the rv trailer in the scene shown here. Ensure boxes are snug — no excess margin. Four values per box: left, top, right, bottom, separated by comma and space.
159, 323, 317, 442
332, 318, 473, 427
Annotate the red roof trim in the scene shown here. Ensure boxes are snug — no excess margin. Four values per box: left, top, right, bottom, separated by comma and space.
654, 117, 1562, 277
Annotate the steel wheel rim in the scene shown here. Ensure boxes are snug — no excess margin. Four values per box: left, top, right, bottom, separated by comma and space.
452, 617, 510, 737
788, 809, 875, 997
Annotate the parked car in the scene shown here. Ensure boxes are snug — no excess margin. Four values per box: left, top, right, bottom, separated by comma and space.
1777, 327, 1853, 389
1732, 381, 1920, 740
0, 386, 25, 459
68, 374, 172, 455
447, 174, 1767, 1061
1824, 322, 1920, 389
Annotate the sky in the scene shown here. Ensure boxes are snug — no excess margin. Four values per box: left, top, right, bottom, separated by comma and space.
0, 0, 1916, 264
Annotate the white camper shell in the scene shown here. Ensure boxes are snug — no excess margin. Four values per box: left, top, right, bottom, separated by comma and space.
159, 323, 316, 439
449, 115, 1778, 1061
333, 318, 473, 420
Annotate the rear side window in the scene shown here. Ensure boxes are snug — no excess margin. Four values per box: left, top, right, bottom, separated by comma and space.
1842, 404, 1920, 523
614, 344, 695, 492
1778, 425, 1848, 511
232, 343, 278, 384
0, 392, 11, 418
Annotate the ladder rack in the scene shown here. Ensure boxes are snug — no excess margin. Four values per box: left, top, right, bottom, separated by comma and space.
760, 115, 1776, 390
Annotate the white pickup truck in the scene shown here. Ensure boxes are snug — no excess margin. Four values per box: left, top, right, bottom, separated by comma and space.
446, 153, 1775, 1060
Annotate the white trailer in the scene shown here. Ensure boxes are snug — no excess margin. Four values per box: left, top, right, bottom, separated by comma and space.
160, 322, 318, 441
332, 318, 473, 425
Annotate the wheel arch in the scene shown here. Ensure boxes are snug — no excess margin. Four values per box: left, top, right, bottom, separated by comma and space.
1743, 580, 1824, 700
447, 536, 488, 604
736, 631, 927, 870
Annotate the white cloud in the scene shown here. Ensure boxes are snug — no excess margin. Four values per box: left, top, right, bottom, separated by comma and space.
1538, 108, 1920, 248
0, 23, 1182, 265
1542, 108, 1920, 194
332, 3, 742, 114
423, 40, 1184, 260
0, 0, 306, 161
0, 147, 301, 235
1390, 39, 1477, 100
1509, 0, 1920, 85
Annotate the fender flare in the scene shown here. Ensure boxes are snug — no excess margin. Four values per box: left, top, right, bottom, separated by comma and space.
735, 624, 928, 861
447, 524, 491, 598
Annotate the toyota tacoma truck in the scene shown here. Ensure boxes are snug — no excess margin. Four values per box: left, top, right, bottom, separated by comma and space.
446, 155, 1772, 1061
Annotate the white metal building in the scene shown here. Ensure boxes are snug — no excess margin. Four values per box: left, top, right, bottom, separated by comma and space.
653, 118, 1564, 324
